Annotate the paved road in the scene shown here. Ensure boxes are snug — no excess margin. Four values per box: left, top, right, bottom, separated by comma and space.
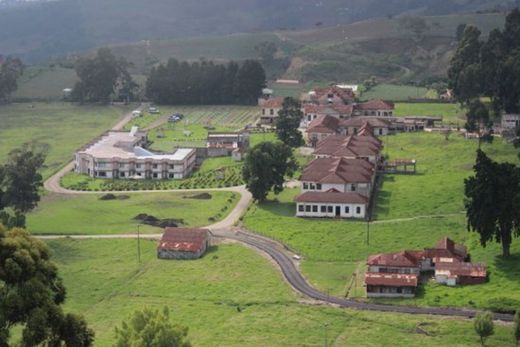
39, 105, 514, 322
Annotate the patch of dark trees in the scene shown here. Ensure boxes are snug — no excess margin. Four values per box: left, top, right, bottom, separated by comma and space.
145, 59, 266, 105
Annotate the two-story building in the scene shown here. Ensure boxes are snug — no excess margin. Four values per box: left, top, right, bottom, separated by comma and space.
259, 97, 284, 125
206, 131, 250, 158
294, 157, 376, 219
74, 128, 196, 179
313, 134, 382, 164
353, 99, 394, 117
302, 104, 354, 127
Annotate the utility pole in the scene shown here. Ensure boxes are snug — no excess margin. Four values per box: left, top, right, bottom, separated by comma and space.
322, 322, 329, 347
137, 224, 141, 264
366, 219, 370, 246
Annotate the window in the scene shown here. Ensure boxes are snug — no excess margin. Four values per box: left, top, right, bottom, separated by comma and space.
136, 164, 142, 169
320, 206, 326, 213
153, 173, 158, 178
303, 183, 308, 189
310, 183, 315, 190
169, 164, 174, 169
120, 172, 125, 178
312, 205, 318, 212
137, 172, 142, 177
327, 206, 333, 213
270, 109, 274, 115
316, 183, 322, 190
262, 109, 265, 115
299, 205, 304, 212
356, 206, 361, 214
379, 129, 383, 135
169, 173, 174, 178
353, 128, 358, 134
305, 205, 311, 212
153, 164, 158, 169
98, 171, 106, 177
345, 206, 350, 214
350, 185, 356, 192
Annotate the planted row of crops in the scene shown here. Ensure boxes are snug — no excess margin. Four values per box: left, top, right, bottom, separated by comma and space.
61, 164, 245, 191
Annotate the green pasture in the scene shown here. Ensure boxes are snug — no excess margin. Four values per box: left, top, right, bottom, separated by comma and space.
394, 103, 464, 124
27, 191, 238, 235
37, 239, 516, 347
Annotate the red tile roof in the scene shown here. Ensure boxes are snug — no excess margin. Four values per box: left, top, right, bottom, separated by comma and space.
300, 157, 375, 184
365, 272, 418, 287
435, 262, 487, 278
294, 191, 368, 204
261, 97, 284, 108
311, 86, 355, 102
314, 134, 381, 158
306, 115, 340, 134
340, 117, 391, 128
304, 104, 354, 116
158, 227, 209, 252
367, 251, 421, 268
356, 99, 394, 111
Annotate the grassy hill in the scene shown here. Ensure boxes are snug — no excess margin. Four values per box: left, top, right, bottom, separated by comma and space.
0, 0, 514, 63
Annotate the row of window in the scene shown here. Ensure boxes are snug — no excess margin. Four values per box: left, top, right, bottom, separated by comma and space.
261, 108, 276, 116
378, 267, 414, 274
95, 163, 178, 170
302, 182, 322, 190
298, 204, 361, 214
96, 171, 178, 179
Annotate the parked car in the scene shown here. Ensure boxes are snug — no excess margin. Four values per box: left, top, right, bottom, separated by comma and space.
149, 107, 160, 114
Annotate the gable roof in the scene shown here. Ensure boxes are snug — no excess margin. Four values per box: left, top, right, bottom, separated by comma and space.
356, 99, 394, 111
294, 191, 368, 204
158, 227, 209, 252
261, 97, 284, 108
314, 134, 382, 158
435, 262, 487, 278
340, 117, 391, 128
304, 104, 354, 116
306, 114, 340, 134
367, 250, 422, 268
365, 273, 418, 287
300, 157, 375, 184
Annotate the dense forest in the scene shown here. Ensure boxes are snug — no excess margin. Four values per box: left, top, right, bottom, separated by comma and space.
145, 59, 266, 105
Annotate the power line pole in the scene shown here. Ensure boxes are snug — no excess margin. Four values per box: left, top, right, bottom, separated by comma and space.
322, 322, 329, 347
137, 224, 141, 264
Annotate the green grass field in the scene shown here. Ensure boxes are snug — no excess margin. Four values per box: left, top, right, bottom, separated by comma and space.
361, 84, 430, 102
40, 239, 516, 347
0, 102, 132, 179
243, 132, 520, 310
13, 66, 78, 100
27, 191, 238, 235
394, 102, 464, 124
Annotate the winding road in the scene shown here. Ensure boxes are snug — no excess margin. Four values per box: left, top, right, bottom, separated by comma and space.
40, 106, 515, 322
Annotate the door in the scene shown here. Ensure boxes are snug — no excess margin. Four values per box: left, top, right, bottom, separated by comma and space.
335, 206, 341, 217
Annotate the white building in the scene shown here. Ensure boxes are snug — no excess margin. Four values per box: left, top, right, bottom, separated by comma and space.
74, 128, 196, 179
501, 114, 520, 130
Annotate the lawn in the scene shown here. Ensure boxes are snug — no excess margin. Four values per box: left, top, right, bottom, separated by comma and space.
0, 102, 133, 179
243, 132, 520, 311
27, 191, 238, 235
360, 84, 429, 102
13, 66, 78, 100
394, 102, 464, 124
37, 238, 516, 347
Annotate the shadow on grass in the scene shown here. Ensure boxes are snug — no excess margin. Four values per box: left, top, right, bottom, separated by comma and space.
256, 200, 295, 217
493, 252, 520, 281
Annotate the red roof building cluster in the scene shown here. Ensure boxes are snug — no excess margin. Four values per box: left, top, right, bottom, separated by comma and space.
365, 237, 487, 297
313, 134, 382, 163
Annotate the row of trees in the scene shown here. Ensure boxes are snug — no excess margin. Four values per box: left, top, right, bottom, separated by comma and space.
71, 48, 138, 103
145, 59, 266, 105
448, 8, 520, 113
0, 57, 23, 103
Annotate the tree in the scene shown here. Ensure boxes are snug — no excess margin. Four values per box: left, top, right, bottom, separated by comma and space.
0, 57, 24, 103
447, 26, 482, 104
474, 312, 494, 346
72, 48, 135, 103
234, 60, 266, 105
242, 142, 298, 201
114, 307, 191, 347
276, 97, 304, 147
0, 226, 94, 346
0, 145, 46, 228
464, 150, 520, 257
514, 310, 520, 347
254, 41, 277, 64
465, 99, 490, 139
456, 23, 467, 41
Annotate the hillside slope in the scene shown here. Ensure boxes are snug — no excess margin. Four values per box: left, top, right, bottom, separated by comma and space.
0, 0, 515, 62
